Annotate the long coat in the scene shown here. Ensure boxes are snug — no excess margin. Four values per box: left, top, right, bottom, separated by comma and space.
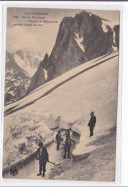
56, 133, 61, 143
64, 138, 75, 149
88, 116, 96, 127
36, 147, 49, 164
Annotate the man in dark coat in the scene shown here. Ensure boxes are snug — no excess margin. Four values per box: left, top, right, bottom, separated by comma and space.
36, 142, 49, 177
56, 131, 61, 150
63, 135, 75, 159
88, 111, 96, 137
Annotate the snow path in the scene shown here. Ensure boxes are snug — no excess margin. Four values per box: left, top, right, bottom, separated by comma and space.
3, 141, 63, 180
4, 131, 79, 180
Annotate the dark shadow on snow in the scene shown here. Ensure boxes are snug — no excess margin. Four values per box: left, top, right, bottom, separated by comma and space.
87, 126, 116, 147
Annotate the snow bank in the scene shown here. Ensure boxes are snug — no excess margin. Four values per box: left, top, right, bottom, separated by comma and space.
41, 113, 60, 129
3, 112, 54, 168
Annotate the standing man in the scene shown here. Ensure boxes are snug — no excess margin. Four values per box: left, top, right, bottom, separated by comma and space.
88, 111, 96, 137
36, 142, 49, 177
56, 130, 61, 150
63, 135, 75, 159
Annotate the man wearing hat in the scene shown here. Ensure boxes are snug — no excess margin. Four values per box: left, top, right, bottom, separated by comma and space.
56, 130, 61, 150
36, 142, 49, 177
88, 112, 96, 137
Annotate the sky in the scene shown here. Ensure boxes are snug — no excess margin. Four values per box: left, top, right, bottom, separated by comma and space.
6, 8, 120, 56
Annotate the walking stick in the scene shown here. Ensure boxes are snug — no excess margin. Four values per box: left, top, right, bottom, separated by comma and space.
61, 150, 65, 155
48, 161, 61, 166
48, 161, 56, 165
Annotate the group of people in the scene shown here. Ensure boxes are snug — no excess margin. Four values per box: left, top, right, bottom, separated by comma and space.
35, 111, 96, 177
9, 112, 96, 177
36, 129, 75, 177
56, 129, 75, 159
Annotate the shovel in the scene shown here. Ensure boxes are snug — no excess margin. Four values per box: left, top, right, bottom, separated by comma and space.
48, 161, 61, 166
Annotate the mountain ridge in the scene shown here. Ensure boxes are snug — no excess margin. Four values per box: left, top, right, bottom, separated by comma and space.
5, 50, 43, 104
27, 10, 118, 94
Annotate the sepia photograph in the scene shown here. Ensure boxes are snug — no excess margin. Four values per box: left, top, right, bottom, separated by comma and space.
2, 7, 120, 182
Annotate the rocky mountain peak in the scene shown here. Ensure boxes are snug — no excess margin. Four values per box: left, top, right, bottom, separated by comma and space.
27, 11, 119, 94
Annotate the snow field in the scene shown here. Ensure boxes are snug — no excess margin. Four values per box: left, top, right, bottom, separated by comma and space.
3, 51, 119, 168
4, 51, 118, 113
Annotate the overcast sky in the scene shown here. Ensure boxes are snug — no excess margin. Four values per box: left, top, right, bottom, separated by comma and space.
6, 8, 120, 55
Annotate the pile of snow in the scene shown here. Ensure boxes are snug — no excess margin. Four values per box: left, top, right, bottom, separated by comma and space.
3, 112, 54, 168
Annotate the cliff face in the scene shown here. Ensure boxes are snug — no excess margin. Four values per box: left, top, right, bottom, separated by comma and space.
27, 11, 116, 94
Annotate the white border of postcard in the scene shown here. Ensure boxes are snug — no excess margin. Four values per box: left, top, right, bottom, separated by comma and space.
0, 1, 123, 186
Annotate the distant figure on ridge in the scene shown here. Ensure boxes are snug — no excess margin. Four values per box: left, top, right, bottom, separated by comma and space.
87, 112, 96, 137
56, 130, 62, 150
36, 142, 49, 177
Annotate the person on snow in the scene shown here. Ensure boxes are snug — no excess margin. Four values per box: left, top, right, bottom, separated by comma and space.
63, 134, 75, 159
87, 111, 96, 137
56, 130, 62, 150
36, 142, 49, 177
63, 129, 71, 138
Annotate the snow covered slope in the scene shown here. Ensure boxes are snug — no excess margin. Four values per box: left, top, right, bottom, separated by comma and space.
5, 51, 118, 114
3, 51, 119, 168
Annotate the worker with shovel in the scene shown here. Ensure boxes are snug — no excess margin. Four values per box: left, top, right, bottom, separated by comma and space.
36, 142, 49, 177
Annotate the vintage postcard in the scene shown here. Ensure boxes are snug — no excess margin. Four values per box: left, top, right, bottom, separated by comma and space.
2, 7, 120, 182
